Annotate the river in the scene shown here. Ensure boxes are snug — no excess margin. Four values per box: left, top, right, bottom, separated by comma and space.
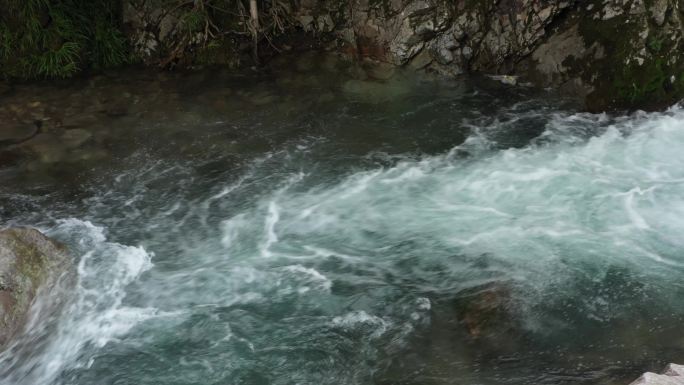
1, 53, 683, 385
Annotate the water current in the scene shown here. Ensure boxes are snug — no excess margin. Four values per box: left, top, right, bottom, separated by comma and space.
1, 53, 683, 385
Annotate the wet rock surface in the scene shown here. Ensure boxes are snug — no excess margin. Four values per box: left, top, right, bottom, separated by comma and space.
630, 364, 684, 385
0, 228, 72, 348
453, 282, 517, 339
290, 0, 684, 111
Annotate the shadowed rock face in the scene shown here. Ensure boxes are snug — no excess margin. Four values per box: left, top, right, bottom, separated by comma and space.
123, 0, 682, 111
299, 0, 684, 111
0, 228, 72, 348
123, 0, 683, 111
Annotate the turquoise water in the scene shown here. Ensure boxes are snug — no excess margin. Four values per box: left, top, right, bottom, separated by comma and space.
1, 57, 684, 385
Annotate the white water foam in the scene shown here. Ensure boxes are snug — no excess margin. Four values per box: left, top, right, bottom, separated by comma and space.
0, 219, 159, 385
3, 104, 684, 385
218, 106, 684, 306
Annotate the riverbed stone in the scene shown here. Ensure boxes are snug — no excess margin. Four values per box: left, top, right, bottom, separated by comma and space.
0, 123, 39, 147
0, 228, 72, 348
19, 133, 67, 164
454, 283, 516, 339
60, 129, 93, 149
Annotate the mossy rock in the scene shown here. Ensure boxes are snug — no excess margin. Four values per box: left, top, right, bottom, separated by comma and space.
576, 1, 684, 111
0, 227, 72, 348
520, 0, 684, 112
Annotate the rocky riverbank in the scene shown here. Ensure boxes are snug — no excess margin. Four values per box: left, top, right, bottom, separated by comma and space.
1, 1, 681, 112
122, 0, 684, 112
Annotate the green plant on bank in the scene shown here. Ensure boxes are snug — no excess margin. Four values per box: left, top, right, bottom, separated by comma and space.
613, 33, 684, 108
157, 0, 295, 67
0, 0, 130, 79
0, 0, 298, 78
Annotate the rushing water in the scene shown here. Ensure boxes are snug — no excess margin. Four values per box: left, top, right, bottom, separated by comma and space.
1, 53, 684, 385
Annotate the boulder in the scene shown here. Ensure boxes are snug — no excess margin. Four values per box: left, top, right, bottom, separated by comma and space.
0, 228, 72, 348
630, 364, 684, 385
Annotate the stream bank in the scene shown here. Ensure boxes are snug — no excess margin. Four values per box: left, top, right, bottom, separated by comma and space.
1, 0, 683, 112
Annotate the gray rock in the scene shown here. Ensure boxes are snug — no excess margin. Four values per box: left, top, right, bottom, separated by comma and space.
488, 75, 519, 86
316, 14, 335, 32
408, 49, 433, 70
630, 364, 684, 385
0, 228, 72, 348
298, 15, 314, 32
649, 0, 669, 26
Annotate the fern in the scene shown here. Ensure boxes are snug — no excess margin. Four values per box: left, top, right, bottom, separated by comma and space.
92, 22, 128, 68
0, 0, 130, 79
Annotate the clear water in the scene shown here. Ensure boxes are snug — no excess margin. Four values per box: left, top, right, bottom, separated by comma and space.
1, 54, 683, 385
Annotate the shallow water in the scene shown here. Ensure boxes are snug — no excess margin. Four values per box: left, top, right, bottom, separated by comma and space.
1, 54, 684, 385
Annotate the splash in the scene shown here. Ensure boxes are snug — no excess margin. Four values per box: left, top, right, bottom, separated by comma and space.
0, 219, 158, 385
2, 93, 684, 385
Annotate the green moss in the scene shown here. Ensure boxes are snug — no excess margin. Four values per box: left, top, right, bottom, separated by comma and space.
611, 35, 684, 109
0, 234, 48, 333
576, 4, 684, 111
596, 61, 679, 110
11, 237, 49, 286
647, 36, 664, 53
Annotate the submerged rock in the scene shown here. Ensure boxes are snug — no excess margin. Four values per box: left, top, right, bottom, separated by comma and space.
18, 133, 67, 164
60, 129, 93, 149
630, 363, 684, 385
0, 228, 72, 348
0, 123, 39, 147
453, 282, 517, 339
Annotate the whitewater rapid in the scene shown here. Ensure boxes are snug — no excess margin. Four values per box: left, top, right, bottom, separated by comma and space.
2, 104, 684, 385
